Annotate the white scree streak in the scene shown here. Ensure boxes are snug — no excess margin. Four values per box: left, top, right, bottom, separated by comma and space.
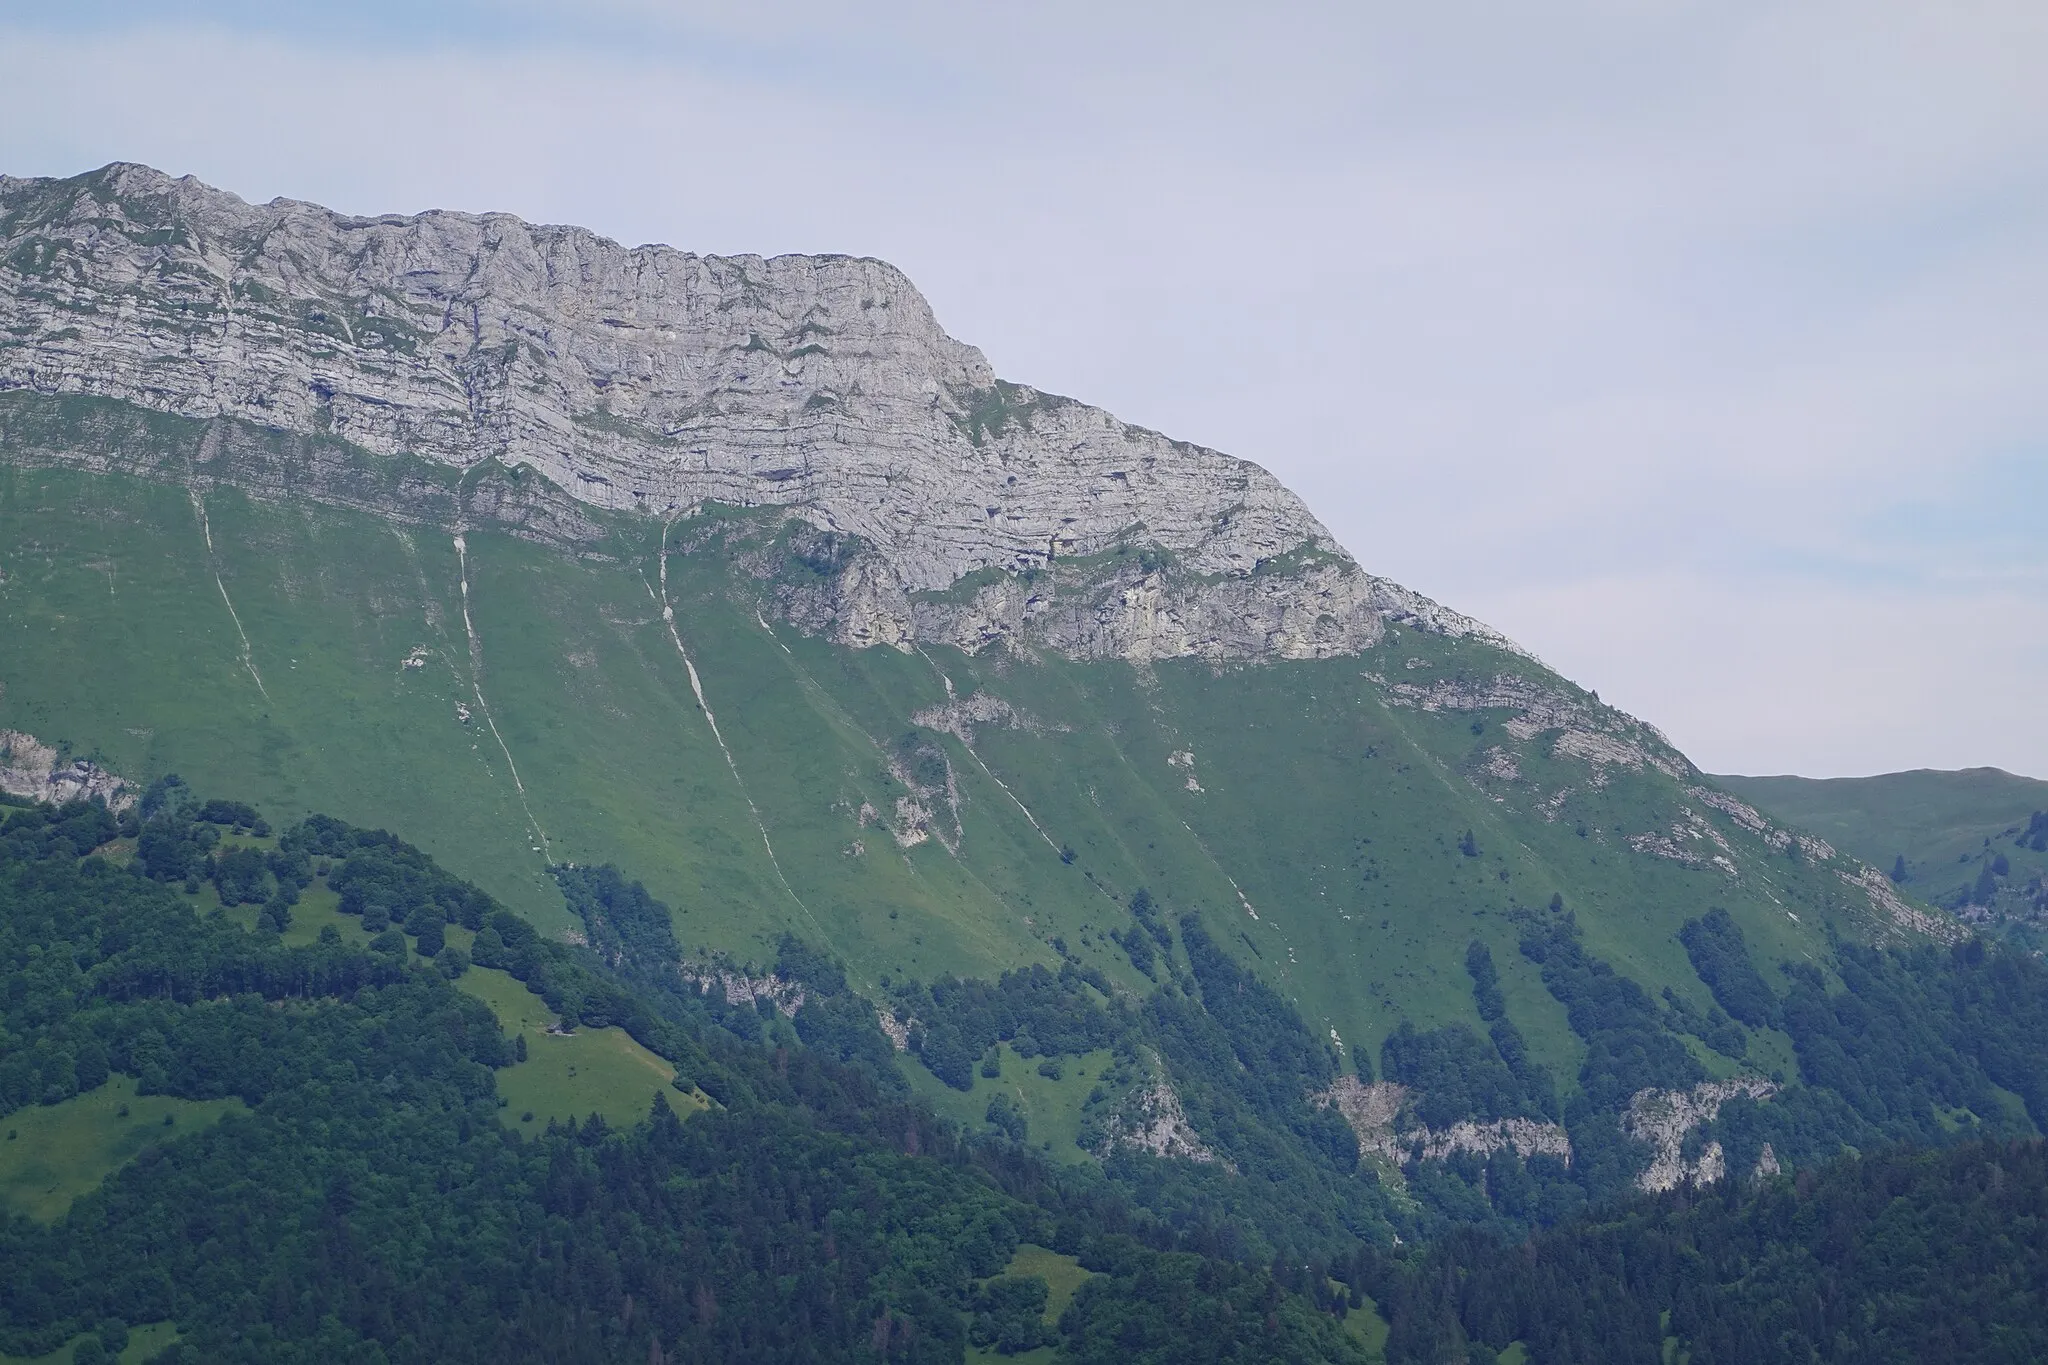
911, 649, 1064, 857
189, 490, 268, 702
453, 533, 550, 860
649, 518, 823, 939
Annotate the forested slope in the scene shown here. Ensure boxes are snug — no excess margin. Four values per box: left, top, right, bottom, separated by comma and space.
1365, 1139, 2048, 1364
4, 788, 2048, 1363
0, 793, 1369, 1364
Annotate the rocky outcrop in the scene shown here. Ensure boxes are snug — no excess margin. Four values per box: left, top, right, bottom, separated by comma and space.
910, 691, 1044, 745
1841, 862, 1967, 943
908, 553, 1515, 663
678, 963, 806, 1017
1097, 1079, 1229, 1167
875, 1010, 915, 1052
1623, 1077, 1777, 1193
0, 730, 134, 811
1627, 809, 1742, 876
1372, 670, 1690, 786
1314, 1076, 1573, 1166
0, 162, 1503, 664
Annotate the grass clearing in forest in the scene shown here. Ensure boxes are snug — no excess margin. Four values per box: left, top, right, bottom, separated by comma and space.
1004, 1244, 1090, 1321
0, 1077, 243, 1222
457, 966, 706, 1130
899, 1044, 1110, 1162
0, 1320, 179, 1364
204, 874, 371, 950
1343, 1292, 1392, 1361
963, 1243, 1090, 1365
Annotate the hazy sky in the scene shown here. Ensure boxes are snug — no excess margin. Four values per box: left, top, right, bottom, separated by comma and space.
4, 1, 2043, 779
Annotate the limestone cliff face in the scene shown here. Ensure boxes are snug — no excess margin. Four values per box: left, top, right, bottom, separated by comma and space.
0, 162, 1508, 661
0, 730, 134, 811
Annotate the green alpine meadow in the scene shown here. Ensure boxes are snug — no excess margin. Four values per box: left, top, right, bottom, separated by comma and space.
1, 163, 2044, 1364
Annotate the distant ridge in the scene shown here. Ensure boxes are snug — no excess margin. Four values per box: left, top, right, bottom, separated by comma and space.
1718, 767, 2048, 922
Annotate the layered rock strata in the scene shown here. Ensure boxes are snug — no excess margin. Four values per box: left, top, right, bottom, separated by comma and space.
0, 162, 1506, 662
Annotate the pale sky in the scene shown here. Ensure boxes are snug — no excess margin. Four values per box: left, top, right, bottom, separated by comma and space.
3, 1, 2043, 779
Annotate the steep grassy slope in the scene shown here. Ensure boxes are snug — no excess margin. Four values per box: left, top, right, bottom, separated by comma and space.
1720, 769, 2048, 921
0, 410, 1941, 1081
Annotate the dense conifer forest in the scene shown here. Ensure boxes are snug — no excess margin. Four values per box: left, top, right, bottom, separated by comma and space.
1364, 1139, 2048, 1363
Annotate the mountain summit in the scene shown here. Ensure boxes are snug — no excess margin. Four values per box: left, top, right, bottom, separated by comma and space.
0, 161, 1491, 661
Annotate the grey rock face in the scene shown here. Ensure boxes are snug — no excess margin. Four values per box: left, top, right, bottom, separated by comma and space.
0, 161, 1508, 660
1623, 1078, 1777, 1193
0, 730, 134, 811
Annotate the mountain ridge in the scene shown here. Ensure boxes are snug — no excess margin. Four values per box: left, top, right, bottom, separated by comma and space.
0, 161, 1506, 664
